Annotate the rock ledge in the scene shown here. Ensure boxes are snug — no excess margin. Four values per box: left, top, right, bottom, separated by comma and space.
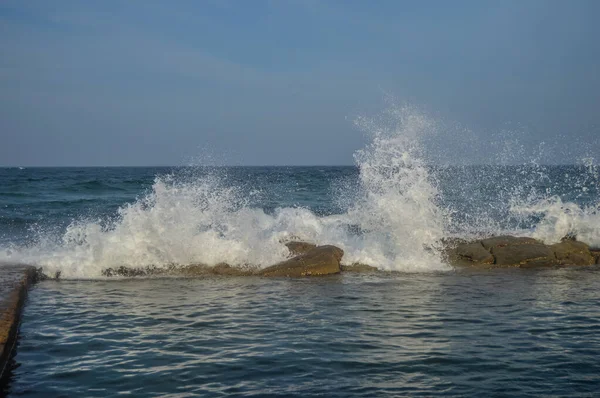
447, 236, 597, 268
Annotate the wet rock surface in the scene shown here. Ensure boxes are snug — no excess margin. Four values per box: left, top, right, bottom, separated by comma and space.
448, 236, 598, 269
448, 242, 495, 267
100, 244, 345, 278
591, 250, 600, 265
259, 245, 344, 277
94, 238, 600, 278
551, 240, 595, 266
492, 243, 556, 268
284, 241, 317, 256
0, 265, 37, 382
480, 236, 539, 251
341, 263, 380, 273
101, 263, 255, 278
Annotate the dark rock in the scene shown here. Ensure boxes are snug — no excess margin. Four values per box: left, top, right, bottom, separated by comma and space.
1, 266, 37, 380
341, 263, 379, 273
551, 240, 595, 266
448, 235, 599, 269
102, 265, 164, 277
480, 236, 539, 250
102, 263, 254, 278
492, 243, 557, 268
591, 250, 600, 265
179, 263, 253, 276
448, 242, 494, 267
259, 245, 343, 277
285, 241, 317, 256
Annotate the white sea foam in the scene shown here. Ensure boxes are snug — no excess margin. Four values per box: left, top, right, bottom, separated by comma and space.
0, 105, 453, 277
505, 157, 600, 248
509, 198, 600, 248
2, 105, 599, 278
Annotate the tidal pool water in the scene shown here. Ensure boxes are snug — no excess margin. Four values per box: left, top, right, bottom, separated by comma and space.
6, 268, 600, 397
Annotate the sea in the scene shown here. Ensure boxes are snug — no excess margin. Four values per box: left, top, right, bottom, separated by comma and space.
1, 107, 600, 396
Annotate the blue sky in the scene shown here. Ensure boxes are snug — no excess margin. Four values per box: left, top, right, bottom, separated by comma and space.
1, 0, 599, 166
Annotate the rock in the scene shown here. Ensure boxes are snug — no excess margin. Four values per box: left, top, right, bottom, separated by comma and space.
592, 250, 600, 265
551, 240, 595, 266
480, 236, 539, 250
102, 263, 254, 277
492, 243, 557, 268
179, 263, 253, 276
102, 265, 162, 277
101, 246, 345, 278
35, 267, 63, 280
259, 245, 343, 277
341, 263, 379, 273
476, 235, 557, 268
448, 235, 600, 269
285, 241, 317, 256
448, 242, 494, 267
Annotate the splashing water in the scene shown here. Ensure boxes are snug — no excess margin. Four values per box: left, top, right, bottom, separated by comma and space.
510, 197, 600, 248
507, 157, 600, 248
0, 105, 451, 277
2, 105, 599, 278
344, 105, 448, 269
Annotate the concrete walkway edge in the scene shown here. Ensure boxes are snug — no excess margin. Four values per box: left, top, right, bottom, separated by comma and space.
0, 266, 37, 384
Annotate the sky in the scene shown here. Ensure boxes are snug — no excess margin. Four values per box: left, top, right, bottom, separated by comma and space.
1, 0, 599, 166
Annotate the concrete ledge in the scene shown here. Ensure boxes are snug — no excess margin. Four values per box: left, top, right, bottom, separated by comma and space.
0, 265, 37, 383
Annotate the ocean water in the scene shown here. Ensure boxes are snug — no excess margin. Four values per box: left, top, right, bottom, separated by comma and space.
2, 107, 600, 396
7, 271, 600, 397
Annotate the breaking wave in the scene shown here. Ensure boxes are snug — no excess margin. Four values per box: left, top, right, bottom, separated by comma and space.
1, 105, 599, 278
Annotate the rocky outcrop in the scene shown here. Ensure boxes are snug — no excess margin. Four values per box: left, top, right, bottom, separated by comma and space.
480, 236, 539, 250
100, 244, 345, 278
98, 237, 597, 277
551, 240, 595, 266
102, 266, 160, 277
447, 241, 494, 267
341, 263, 380, 273
259, 245, 343, 277
285, 241, 317, 256
101, 263, 254, 278
592, 250, 600, 265
448, 236, 597, 269
490, 240, 556, 268
178, 263, 253, 276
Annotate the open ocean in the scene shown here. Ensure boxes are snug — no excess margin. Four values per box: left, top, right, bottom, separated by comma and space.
1, 109, 600, 396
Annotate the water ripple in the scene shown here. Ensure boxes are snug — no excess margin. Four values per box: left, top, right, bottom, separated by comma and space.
6, 269, 600, 397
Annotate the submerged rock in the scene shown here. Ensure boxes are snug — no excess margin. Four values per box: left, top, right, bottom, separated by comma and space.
259, 245, 344, 277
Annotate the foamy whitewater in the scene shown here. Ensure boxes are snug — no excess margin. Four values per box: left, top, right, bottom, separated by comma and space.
1, 106, 599, 278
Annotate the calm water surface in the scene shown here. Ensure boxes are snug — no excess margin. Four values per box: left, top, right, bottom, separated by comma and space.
7, 269, 600, 397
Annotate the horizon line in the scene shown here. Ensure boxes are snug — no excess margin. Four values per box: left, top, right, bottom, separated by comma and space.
0, 164, 590, 168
